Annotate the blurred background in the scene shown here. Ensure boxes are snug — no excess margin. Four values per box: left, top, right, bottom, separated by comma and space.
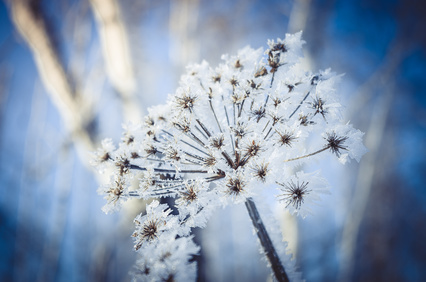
1, 0, 425, 281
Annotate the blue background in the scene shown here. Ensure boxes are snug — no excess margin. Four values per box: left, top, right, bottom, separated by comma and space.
1, 0, 425, 281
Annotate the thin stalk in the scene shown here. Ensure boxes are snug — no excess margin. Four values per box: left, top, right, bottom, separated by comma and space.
288, 90, 312, 119
156, 168, 209, 174
146, 158, 166, 163
129, 164, 208, 174
221, 151, 235, 168
209, 99, 223, 133
183, 151, 206, 162
232, 86, 237, 126
154, 178, 184, 183
205, 174, 226, 182
180, 140, 210, 157
183, 158, 203, 166
194, 125, 209, 140
238, 154, 252, 168
155, 183, 186, 191
150, 191, 179, 197
128, 191, 142, 198
245, 198, 289, 282
233, 102, 236, 125
238, 99, 245, 118
270, 72, 276, 88
263, 72, 276, 108
180, 207, 204, 226
195, 118, 212, 137
204, 169, 226, 182
262, 120, 270, 133
222, 95, 236, 154
187, 131, 206, 147
162, 129, 210, 157
127, 188, 180, 198
173, 123, 207, 148
283, 146, 329, 162
222, 95, 231, 127
264, 127, 273, 140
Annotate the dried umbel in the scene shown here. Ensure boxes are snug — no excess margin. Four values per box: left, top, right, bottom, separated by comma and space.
92, 32, 366, 281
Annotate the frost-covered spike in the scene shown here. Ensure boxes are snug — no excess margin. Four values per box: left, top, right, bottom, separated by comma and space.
90, 138, 115, 172
132, 200, 178, 250
277, 171, 329, 218
98, 175, 131, 214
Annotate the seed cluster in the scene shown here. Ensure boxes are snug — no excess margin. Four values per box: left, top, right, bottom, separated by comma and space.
92, 33, 366, 282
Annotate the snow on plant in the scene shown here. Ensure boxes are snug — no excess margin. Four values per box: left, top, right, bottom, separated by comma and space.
91, 32, 366, 282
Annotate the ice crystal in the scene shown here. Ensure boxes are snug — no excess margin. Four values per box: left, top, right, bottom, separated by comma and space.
92, 32, 366, 281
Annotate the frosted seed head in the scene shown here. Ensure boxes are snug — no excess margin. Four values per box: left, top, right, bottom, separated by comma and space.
175, 91, 198, 112
244, 139, 262, 158
229, 77, 239, 87
92, 33, 367, 281
325, 132, 348, 157
251, 105, 266, 122
277, 181, 311, 210
142, 219, 159, 242
234, 59, 242, 69
252, 162, 269, 182
145, 116, 155, 127
179, 182, 199, 204
115, 157, 130, 176
209, 134, 225, 150
212, 74, 221, 83
226, 175, 245, 196
276, 130, 297, 147
232, 122, 249, 139
254, 66, 268, 78
144, 144, 159, 157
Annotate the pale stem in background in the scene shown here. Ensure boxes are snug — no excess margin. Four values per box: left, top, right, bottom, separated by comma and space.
339, 41, 412, 281
90, 0, 143, 121
11, 0, 95, 164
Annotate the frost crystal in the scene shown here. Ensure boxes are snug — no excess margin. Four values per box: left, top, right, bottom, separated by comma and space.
92, 32, 366, 281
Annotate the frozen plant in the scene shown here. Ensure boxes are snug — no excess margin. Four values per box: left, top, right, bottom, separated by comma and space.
92, 32, 366, 282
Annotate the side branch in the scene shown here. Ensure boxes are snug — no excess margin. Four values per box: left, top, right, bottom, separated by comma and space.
208, 99, 223, 133
129, 164, 209, 174
283, 146, 329, 163
288, 90, 312, 119
245, 198, 289, 282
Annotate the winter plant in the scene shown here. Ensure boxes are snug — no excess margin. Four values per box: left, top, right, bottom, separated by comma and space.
91, 32, 366, 281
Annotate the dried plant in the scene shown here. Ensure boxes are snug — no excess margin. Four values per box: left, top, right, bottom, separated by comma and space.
91, 32, 366, 281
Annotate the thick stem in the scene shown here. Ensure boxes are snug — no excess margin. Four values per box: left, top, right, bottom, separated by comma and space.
245, 198, 289, 282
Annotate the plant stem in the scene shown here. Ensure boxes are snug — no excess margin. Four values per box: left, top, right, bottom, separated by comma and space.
244, 197, 289, 282
288, 90, 312, 119
283, 146, 329, 163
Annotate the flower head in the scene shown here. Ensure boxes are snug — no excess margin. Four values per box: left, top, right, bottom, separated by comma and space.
325, 132, 348, 157
92, 33, 366, 281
